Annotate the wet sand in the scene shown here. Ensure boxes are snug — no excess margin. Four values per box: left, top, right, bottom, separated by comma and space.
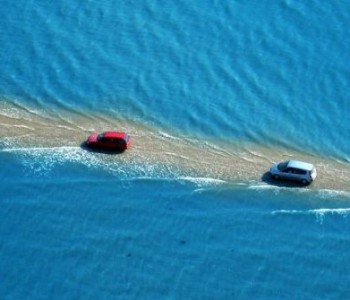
1, 100, 349, 192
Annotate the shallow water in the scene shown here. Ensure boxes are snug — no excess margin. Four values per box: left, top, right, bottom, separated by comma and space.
1, 100, 349, 193
1, 156, 350, 299
1, 0, 350, 298
1, 1, 350, 160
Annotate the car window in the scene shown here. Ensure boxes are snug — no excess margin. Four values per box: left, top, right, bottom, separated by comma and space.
294, 169, 307, 175
283, 168, 292, 173
97, 134, 105, 142
278, 161, 289, 171
109, 138, 125, 145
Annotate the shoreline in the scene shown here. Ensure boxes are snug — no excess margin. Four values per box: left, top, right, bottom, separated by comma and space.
1, 100, 350, 193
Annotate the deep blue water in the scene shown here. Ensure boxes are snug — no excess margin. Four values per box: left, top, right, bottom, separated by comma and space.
1, 0, 350, 158
1, 0, 350, 299
1, 154, 350, 299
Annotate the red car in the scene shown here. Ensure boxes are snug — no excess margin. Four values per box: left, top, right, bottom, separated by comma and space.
85, 131, 131, 151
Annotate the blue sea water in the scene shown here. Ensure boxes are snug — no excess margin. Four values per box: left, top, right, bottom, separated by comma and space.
1, 0, 350, 158
1, 154, 350, 299
1, 0, 350, 299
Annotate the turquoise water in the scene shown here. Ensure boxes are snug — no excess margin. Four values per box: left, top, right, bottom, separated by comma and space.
1, 155, 350, 299
1, 0, 350, 158
1, 0, 350, 298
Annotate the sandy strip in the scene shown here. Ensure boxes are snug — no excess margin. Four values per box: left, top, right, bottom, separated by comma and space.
1, 100, 349, 192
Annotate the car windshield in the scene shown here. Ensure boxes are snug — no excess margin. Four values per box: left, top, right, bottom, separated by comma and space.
97, 134, 105, 141
277, 161, 289, 171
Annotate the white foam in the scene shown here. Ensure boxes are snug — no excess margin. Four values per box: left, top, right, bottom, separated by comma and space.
56, 125, 76, 131
1, 146, 109, 174
76, 125, 96, 132
164, 152, 190, 160
0, 137, 29, 148
1, 145, 186, 180
248, 183, 279, 190
247, 150, 271, 162
0, 107, 22, 119
0, 102, 47, 121
179, 176, 227, 187
271, 208, 350, 214
201, 141, 234, 157
316, 189, 350, 199
247, 183, 288, 195
2, 146, 79, 153
272, 208, 350, 224
157, 131, 181, 141
0, 123, 35, 130
247, 183, 350, 199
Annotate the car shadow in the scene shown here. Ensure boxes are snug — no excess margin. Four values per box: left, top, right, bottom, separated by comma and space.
261, 172, 310, 188
80, 142, 126, 155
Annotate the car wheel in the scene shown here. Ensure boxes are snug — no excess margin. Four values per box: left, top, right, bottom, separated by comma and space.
272, 174, 280, 180
301, 179, 309, 185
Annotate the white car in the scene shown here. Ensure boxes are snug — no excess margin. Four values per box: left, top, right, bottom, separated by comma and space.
269, 160, 317, 184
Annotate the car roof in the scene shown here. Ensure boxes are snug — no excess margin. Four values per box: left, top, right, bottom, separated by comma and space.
287, 160, 314, 171
103, 131, 128, 139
